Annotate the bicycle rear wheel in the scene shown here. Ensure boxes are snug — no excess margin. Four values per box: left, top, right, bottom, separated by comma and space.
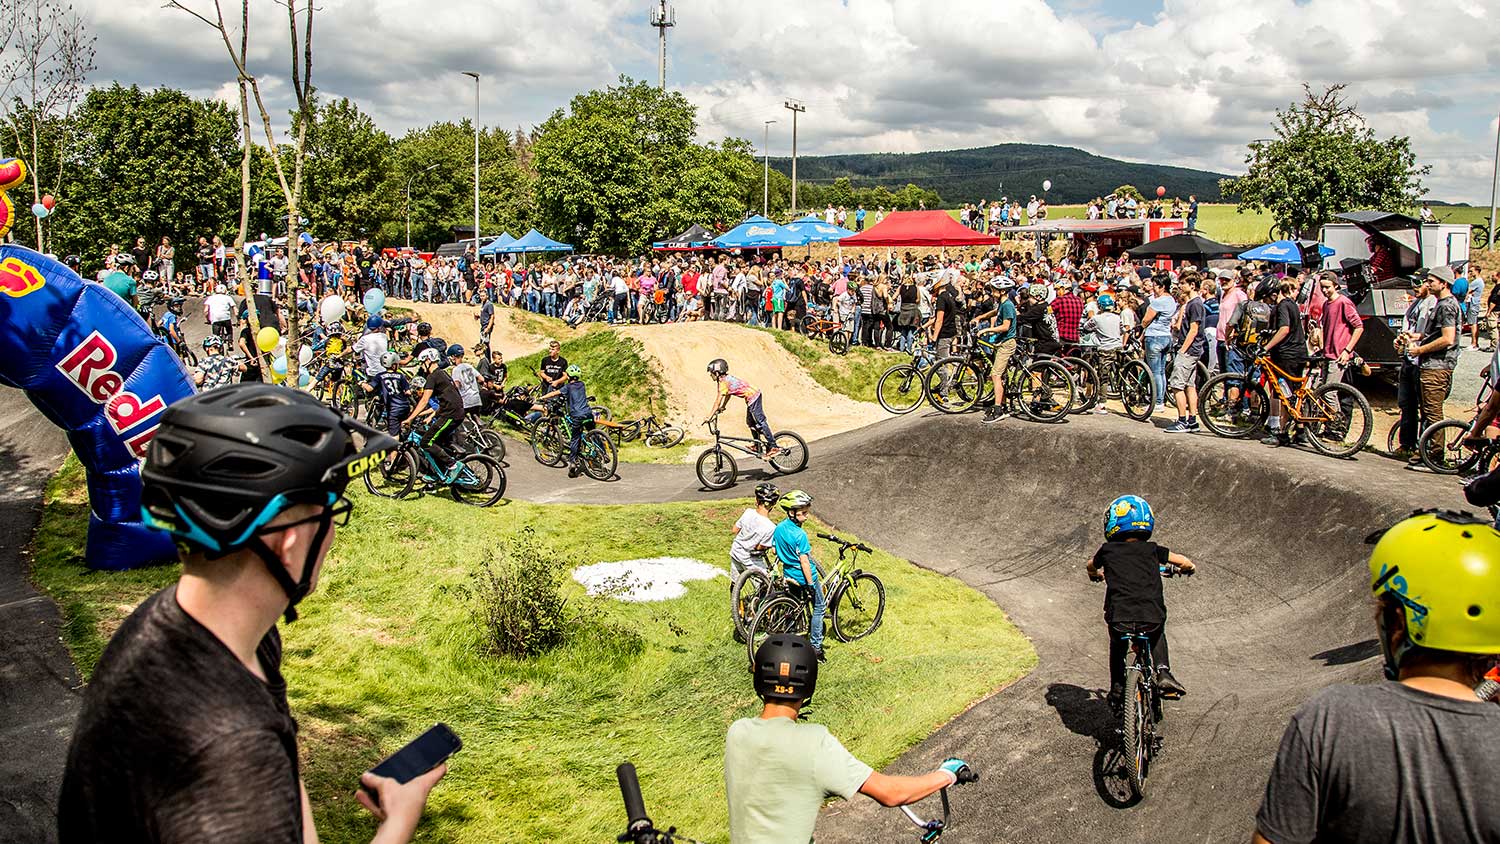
746, 595, 809, 669
831, 572, 885, 642
1417, 419, 1470, 474
876, 364, 925, 415
1123, 652, 1152, 799
645, 425, 684, 448
1304, 382, 1373, 459
769, 431, 809, 474
1018, 360, 1074, 423
1061, 356, 1100, 413
364, 448, 417, 499
1198, 373, 1268, 438
449, 454, 506, 506
580, 430, 617, 480
477, 428, 507, 463
731, 568, 774, 643
926, 357, 984, 414
1117, 359, 1156, 422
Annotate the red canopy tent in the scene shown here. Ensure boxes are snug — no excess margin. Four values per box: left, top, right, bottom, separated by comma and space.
838, 210, 1000, 247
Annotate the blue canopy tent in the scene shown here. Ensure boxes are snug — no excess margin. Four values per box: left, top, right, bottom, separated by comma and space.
1238, 239, 1335, 264
710, 215, 808, 250
785, 214, 855, 242
477, 231, 516, 256
499, 228, 574, 254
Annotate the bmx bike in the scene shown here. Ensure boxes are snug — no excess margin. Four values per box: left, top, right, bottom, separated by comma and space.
694, 414, 807, 491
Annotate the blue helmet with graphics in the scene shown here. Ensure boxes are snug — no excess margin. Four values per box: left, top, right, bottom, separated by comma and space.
1104, 494, 1154, 540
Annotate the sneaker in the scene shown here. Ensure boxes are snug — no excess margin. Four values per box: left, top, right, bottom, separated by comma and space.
981, 407, 1002, 424
1406, 453, 1424, 466
1261, 432, 1289, 447
567, 463, 581, 478
1185, 418, 1201, 432
815, 646, 827, 663
1106, 683, 1124, 711
1156, 667, 1187, 699
1163, 420, 1194, 434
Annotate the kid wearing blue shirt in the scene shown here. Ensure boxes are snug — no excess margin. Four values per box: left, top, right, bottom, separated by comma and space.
772, 490, 826, 660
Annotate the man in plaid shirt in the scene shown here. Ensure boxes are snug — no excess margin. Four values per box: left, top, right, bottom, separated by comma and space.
194, 335, 244, 391
1050, 279, 1085, 345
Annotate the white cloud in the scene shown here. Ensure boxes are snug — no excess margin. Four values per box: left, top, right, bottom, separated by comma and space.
74, 0, 1500, 203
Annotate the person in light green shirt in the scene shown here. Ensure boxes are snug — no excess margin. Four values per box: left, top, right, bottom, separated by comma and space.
725, 634, 973, 843
101, 269, 138, 308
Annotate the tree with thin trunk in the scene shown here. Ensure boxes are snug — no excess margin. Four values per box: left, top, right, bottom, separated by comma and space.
166, 0, 317, 383
0, 0, 95, 250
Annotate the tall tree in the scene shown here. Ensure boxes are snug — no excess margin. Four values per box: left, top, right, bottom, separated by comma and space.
384, 120, 527, 249
0, 0, 95, 249
301, 96, 393, 239
1222, 84, 1429, 239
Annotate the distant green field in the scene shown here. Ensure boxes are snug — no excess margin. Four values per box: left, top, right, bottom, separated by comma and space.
948, 203, 1274, 246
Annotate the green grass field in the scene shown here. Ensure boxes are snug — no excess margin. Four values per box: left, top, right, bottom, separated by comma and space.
32, 456, 1034, 843
760, 327, 905, 404
508, 328, 667, 423
947, 203, 1275, 246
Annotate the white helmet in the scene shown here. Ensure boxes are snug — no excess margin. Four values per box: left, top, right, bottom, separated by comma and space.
417, 348, 441, 364
989, 276, 1015, 291
214, 283, 227, 294
379, 351, 401, 370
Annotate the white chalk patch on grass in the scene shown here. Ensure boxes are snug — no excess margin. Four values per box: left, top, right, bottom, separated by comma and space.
572, 557, 726, 602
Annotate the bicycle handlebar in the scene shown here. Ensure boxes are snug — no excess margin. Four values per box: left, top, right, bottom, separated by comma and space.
1159, 564, 1194, 578
616, 762, 652, 838
816, 532, 872, 553
896, 764, 978, 840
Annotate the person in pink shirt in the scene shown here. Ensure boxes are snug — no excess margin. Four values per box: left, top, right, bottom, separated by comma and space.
1316, 270, 1365, 438
1217, 268, 1247, 369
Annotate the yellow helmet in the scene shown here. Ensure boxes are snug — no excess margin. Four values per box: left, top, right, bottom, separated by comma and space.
1368, 510, 1500, 670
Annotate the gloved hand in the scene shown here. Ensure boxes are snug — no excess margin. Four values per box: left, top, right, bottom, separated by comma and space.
939, 758, 974, 785
1088, 569, 1104, 583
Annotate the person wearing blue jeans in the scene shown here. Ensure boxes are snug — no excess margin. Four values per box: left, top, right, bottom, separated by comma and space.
1141, 275, 1178, 410
772, 490, 827, 660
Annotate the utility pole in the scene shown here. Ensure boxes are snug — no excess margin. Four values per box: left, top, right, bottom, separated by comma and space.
762, 119, 777, 217
1490, 106, 1498, 250
462, 71, 481, 257
650, 0, 675, 89
784, 99, 805, 215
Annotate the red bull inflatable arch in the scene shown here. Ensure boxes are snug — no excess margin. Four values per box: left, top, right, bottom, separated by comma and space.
0, 158, 195, 570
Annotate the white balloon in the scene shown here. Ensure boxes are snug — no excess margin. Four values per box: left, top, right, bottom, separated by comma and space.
1042, 179, 1052, 191
319, 295, 347, 324
298, 344, 314, 366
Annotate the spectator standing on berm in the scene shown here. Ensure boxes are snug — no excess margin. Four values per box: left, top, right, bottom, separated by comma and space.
1406, 266, 1460, 466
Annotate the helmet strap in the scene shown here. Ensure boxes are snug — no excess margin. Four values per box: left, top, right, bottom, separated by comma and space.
246, 511, 334, 624
1376, 598, 1411, 682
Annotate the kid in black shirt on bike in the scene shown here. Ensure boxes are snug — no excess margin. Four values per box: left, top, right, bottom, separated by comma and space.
1086, 494, 1196, 708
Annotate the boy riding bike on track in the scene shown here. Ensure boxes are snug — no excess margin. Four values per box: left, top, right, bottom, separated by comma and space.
705, 358, 779, 456
402, 347, 465, 482
1086, 494, 1196, 708
725, 633, 975, 844
772, 490, 827, 661
730, 483, 780, 581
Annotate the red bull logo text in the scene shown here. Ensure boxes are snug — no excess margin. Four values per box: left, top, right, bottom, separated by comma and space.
55, 331, 167, 458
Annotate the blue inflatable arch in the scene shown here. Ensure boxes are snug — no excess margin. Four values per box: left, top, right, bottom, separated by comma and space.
0, 243, 196, 570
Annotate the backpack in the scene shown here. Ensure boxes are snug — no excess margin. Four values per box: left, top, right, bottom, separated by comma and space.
1239, 300, 1273, 345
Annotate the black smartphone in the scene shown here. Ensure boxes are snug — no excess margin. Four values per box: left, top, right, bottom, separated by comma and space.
361, 723, 461, 807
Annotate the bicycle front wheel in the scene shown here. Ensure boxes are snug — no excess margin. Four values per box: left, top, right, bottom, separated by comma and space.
831, 572, 885, 642
449, 454, 506, 506
1018, 360, 1074, 423
731, 568, 774, 643
1198, 373, 1268, 438
580, 430, 617, 480
926, 357, 984, 414
829, 331, 850, 356
1305, 382, 1373, 459
477, 428, 507, 463
645, 425, 684, 448
364, 448, 417, 499
532, 419, 566, 467
1123, 653, 1152, 800
746, 595, 809, 669
769, 431, 809, 474
696, 447, 738, 490
876, 364, 925, 415
1117, 359, 1156, 422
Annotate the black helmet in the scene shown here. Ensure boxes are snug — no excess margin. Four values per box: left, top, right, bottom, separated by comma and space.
64, 254, 81, 268
141, 384, 396, 621
1254, 275, 1280, 301
417, 321, 433, 336
752, 633, 819, 702
754, 482, 780, 507
168, 296, 185, 310
707, 358, 728, 376
446, 343, 464, 358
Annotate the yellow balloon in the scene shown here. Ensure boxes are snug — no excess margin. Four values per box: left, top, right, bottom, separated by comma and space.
256, 326, 281, 352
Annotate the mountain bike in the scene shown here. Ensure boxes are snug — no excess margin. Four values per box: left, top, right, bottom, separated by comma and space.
1064, 346, 1156, 421
695, 414, 808, 491
1097, 564, 1192, 800
614, 759, 978, 843
745, 532, 886, 667
801, 307, 851, 355
1197, 349, 1373, 458
730, 549, 781, 643
315, 353, 362, 416
598, 411, 685, 449
1415, 383, 1496, 474
363, 426, 506, 506
925, 336, 1074, 423
875, 342, 940, 414
459, 413, 508, 463
532, 400, 618, 480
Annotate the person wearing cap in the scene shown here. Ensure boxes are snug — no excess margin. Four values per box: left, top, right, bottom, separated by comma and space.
981, 277, 1019, 424
1402, 266, 1461, 464
726, 633, 975, 844
60, 385, 443, 844
1252, 510, 1500, 843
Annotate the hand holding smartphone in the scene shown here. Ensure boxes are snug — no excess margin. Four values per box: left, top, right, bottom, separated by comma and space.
361, 723, 461, 809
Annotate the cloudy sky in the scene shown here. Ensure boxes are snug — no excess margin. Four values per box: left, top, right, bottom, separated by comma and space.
85, 0, 1499, 203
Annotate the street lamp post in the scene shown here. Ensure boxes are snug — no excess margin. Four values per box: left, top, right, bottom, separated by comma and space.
762, 119, 777, 217
405, 163, 440, 249
462, 71, 481, 256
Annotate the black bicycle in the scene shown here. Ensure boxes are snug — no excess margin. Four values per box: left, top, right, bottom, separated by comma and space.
875, 342, 940, 415
615, 759, 978, 843
532, 398, 618, 481
926, 338, 1075, 423
695, 414, 807, 491
1063, 346, 1156, 421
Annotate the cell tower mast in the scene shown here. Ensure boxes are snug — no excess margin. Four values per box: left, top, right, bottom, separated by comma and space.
649, 0, 675, 89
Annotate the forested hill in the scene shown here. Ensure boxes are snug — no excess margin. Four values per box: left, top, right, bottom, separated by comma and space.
768, 143, 1231, 205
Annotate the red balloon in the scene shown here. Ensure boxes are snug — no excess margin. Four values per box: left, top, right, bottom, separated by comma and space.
40, 194, 55, 209
1155, 186, 1166, 197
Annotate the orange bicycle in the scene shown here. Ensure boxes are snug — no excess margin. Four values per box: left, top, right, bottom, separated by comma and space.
800, 307, 851, 355
1198, 348, 1373, 458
